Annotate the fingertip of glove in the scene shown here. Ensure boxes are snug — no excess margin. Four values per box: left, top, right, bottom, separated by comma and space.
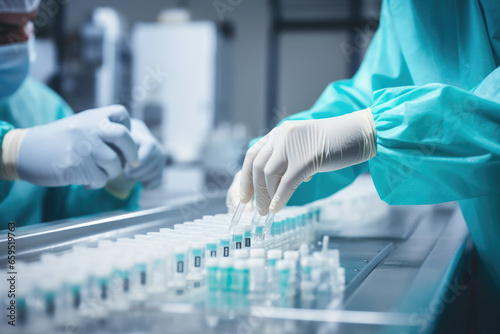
269, 199, 282, 214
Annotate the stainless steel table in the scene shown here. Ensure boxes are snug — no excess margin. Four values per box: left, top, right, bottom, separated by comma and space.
0, 194, 471, 334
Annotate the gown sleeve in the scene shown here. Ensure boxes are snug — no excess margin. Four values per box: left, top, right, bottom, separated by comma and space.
368, 66, 500, 204
270, 1, 414, 205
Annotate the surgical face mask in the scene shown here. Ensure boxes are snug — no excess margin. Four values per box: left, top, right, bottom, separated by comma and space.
0, 0, 40, 13
0, 35, 35, 99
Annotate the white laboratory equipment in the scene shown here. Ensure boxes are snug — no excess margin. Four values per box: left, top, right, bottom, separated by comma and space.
132, 20, 223, 164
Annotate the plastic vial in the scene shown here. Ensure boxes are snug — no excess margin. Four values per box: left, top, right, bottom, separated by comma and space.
232, 259, 249, 294
174, 246, 188, 278
234, 249, 249, 259
277, 260, 293, 296
253, 225, 264, 242
206, 258, 219, 291
218, 258, 234, 292
248, 258, 266, 296
250, 248, 266, 259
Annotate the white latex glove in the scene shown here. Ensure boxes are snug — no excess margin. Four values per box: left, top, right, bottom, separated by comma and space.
240, 108, 377, 215
0, 105, 139, 188
226, 170, 255, 213
123, 118, 166, 190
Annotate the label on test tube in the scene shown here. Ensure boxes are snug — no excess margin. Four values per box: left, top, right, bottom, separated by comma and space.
176, 254, 185, 273
118, 269, 129, 292
207, 241, 218, 258
192, 248, 202, 268
134, 263, 147, 285
233, 234, 243, 249
71, 285, 81, 309
245, 231, 251, 247
221, 239, 230, 257
45, 291, 56, 316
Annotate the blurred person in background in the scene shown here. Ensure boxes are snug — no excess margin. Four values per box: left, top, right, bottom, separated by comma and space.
0, 0, 166, 229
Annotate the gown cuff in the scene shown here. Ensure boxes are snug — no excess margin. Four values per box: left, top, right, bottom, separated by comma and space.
0, 128, 29, 181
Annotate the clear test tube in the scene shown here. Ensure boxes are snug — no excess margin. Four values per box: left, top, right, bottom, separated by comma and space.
187, 242, 204, 289
189, 242, 205, 273
253, 225, 264, 245
248, 258, 266, 297
167, 246, 188, 297
174, 246, 189, 279
107, 251, 132, 310
229, 201, 246, 232
251, 211, 261, 228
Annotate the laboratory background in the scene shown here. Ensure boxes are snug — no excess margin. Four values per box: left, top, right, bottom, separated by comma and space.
31, 0, 381, 205
1, 0, 499, 333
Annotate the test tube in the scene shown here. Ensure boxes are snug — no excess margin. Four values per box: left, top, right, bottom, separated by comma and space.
251, 211, 261, 228
229, 201, 246, 232
263, 213, 276, 237
189, 242, 204, 273
174, 246, 188, 278
253, 225, 264, 242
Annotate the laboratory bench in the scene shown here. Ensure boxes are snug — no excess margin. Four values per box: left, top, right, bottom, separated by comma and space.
0, 193, 472, 334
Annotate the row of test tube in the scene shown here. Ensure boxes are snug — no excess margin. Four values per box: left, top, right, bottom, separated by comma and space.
0, 205, 345, 333
205, 235, 345, 316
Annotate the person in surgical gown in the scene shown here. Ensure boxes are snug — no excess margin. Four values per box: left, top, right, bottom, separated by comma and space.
0, 1, 165, 228
227, 0, 500, 332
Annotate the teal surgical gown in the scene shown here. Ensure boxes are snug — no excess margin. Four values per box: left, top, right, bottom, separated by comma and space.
278, 0, 500, 331
0, 78, 140, 229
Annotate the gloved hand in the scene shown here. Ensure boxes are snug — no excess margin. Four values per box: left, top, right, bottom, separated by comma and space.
1, 105, 139, 188
239, 108, 377, 215
123, 118, 166, 189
